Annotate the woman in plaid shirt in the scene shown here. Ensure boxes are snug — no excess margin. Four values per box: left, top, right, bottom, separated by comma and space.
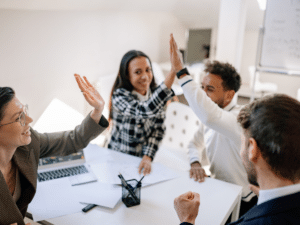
107, 41, 179, 175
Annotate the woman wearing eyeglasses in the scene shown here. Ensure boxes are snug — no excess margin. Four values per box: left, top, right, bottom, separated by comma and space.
0, 75, 109, 225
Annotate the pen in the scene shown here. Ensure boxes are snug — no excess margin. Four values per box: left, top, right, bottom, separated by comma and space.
118, 173, 139, 204
82, 204, 97, 213
125, 175, 144, 199
133, 175, 144, 192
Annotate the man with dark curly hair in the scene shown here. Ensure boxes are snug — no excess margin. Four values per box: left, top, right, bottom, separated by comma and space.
169, 34, 257, 219
182, 60, 256, 218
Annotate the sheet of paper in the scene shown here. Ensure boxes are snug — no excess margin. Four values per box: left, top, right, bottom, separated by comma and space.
90, 162, 178, 185
28, 178, 82, 221
72, 182, 122, 208
84, 144, 141, 165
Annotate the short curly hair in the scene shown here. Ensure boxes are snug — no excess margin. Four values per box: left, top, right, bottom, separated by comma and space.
204, 61, 241, 92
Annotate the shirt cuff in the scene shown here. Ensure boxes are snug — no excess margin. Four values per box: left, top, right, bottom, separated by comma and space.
99, 115, 109, 128
177, 75, 193, 87
180, 222, 194, 225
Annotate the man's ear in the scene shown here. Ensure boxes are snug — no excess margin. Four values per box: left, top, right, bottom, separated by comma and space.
225, 90, 235, 104
248, 138, 261, 163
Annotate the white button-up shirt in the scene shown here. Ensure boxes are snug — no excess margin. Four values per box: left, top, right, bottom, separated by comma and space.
178, 75, 255, 201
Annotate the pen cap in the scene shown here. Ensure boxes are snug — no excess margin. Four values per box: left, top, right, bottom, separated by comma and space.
121, 179, 141, 207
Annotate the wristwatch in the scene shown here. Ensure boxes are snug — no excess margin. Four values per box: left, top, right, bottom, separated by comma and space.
176, 67, 190, 79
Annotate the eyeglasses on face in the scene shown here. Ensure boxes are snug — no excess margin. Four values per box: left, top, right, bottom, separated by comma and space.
0, 104, 28, 127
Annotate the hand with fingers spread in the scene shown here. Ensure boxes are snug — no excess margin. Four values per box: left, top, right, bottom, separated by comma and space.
190, 161, 208, 183
74, 74, 105, 123
138, 155, 152, 176
174, 191, 200, 224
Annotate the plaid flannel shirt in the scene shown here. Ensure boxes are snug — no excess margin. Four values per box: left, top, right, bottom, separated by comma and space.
108, 82, 174, 159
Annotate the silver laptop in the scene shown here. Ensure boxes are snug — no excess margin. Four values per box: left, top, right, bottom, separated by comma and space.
37, 151, 97, 186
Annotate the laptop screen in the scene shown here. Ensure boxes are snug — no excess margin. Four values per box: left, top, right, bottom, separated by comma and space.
38, 151, 85, 167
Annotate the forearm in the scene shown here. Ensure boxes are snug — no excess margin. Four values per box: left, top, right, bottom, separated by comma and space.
142, 128, 164, 159
164, 70, 176, 89
178, 76, 241, 142
90, 108, 102, 124
113, 84, 174, 118
38, 114, 108, 158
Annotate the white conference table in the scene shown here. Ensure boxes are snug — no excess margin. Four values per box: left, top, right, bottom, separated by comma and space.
39, 145, 242, 225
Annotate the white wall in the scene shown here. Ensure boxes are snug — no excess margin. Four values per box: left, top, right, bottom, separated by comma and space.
0, 9, 186, 124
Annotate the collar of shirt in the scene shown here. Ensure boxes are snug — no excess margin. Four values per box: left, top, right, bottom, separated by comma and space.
223, 94, 238, 112
257, 183, 300, 205
132, 89, 150, 101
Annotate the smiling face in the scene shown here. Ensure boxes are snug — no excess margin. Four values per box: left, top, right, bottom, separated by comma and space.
128, 56, 153, 96
201, 73, 233, 108
0, 97, 33, 150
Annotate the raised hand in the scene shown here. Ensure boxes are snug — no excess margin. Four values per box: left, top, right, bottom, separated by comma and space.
74, 74, 105, 123
170, 33, 184, 73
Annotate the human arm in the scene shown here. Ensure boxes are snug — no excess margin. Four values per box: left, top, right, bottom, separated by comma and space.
169, 35, 242, 144
174, 191, 200, 225
164, 34, 180, 89
111, 83, 174, 118
74, 74, 104, 124
138, 117, 165, 175
35, 74, 108, 158
36, 112, 108, 158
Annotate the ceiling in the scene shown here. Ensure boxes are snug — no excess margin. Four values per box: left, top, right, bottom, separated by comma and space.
0, 0, 264, 29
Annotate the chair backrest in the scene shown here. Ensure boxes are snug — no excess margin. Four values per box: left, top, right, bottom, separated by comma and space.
162, 102, 200, 151
297, 88, 300, 101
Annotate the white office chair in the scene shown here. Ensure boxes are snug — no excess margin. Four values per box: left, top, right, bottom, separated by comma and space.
162, 102, 200, 150
249, 66, 278, 97
154, 102, 210, 172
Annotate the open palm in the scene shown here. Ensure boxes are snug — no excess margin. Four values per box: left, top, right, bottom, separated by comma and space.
74, 74, 105, 113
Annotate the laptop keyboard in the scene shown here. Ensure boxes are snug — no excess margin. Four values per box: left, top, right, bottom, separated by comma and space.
38, 165, 89, 182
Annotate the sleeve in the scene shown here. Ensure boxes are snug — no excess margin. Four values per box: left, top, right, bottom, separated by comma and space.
141, 116, 165, 160
180, 223, 194, 225
112, 82, 174, 119
188, 126, 206, 165
178, 76, 242, 145
36, 114, 108, 158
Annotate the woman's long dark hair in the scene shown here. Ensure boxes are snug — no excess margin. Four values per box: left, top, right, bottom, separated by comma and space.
0, 87, 15, 122
108, 50, 157, 122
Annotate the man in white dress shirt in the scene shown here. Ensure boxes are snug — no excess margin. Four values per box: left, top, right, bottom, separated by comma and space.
168, 35, 256, 217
